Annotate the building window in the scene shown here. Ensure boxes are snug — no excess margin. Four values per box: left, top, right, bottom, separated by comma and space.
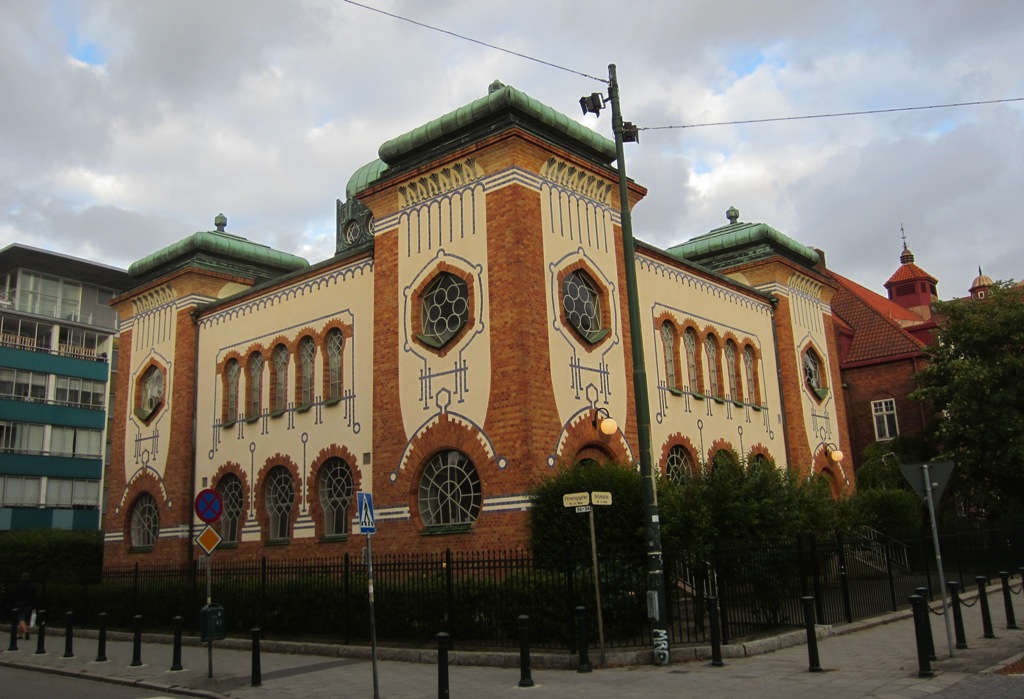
803, 346, 827, 399
50, 427, 102, 457
138, 364, 165, 421
562, 269, 608, 344
224, 359, 240, 422
0, 476, 41, 505
0, 369, 47, 402
418, 272, 469, 349
272, 344, 288, 412
265, 466, 294, 541
0, 421, 45, 454
299, 337, 316, 406
45, 478, 99, 508
130, 493, 159, 549
326, 329, 344, 401
661, 322, 680, 391
743, 345, 757, 404
318, 458, 354, 537
418, 450, 481, 528
217, 474, 244, 544
55, 376, 106, 408
666, 445, 693, 484
725, 339, 739, 401
684, 328, 700, 392
248, 352, 264, 418
872, 399, 899, 441
705, 334, 721, 397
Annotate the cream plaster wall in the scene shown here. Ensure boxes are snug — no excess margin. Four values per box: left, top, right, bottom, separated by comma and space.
637, 256, 786, 468
193, 260, 374, 542
539, 172, 629, 457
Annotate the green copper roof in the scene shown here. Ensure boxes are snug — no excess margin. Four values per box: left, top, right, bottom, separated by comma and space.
128, 214, 309, 280
346, 158, 388, 199
667, 207, 820, 270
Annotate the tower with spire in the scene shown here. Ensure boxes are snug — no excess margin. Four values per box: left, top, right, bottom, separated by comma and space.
883, 227, 938, 321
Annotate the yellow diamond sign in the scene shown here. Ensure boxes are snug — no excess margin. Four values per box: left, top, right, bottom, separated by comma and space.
196, 524, 222, 555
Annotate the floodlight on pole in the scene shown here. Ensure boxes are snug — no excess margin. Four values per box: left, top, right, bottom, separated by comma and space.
580, 64, 670, 666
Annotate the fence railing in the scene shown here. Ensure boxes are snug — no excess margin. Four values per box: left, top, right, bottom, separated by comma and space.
16, 522, 1024, 653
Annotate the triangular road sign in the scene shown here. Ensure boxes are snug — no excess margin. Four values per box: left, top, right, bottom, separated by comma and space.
900, 461, 955, 502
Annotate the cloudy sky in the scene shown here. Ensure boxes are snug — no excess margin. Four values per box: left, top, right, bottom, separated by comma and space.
2, 0, 1021, 298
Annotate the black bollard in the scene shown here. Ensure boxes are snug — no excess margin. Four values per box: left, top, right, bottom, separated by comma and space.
909, 595, 933, 678
130, 614, 142, 666
8, 608, 17, 651
517, 614, 534, 687
251, 628, 262, 687
63, 611, 74, 658
948, 581, 968, 649
914, 587, 936, 661
801, 596, 823, 672
977, 576, 995, 639
34, 610, 46, 655
574, 606, 592, 672
999, 572, 1020, 629
436, 632, 450, 699
171, 616, 183, 671
96, 612, 108, 662
707, 596, 724, 667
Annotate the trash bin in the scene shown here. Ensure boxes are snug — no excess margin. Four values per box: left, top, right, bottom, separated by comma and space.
200, 603, 226, 641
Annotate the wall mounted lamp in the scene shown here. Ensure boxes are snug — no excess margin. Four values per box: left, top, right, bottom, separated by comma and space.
822, 442, 850, 485
592, 406, 618, 436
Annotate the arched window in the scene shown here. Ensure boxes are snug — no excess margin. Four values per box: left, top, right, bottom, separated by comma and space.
130, 493, 159, 549
725, 339, 739, 401
272, 344, 289, 412
247, 352, 263, 418
418, 272, 469, 348
666, 445, 693, 484
684, 328, 699, 392
661, 321, 680, 391
562, 269, 608, 344
217, 474, 244, 545
318, 458, 354, 537
265, 466, 294, 541
705, 334, 721, 397
418, 450, 481, 528
298, 336, 316, 406
743, 345, 757, 404
326, 329, 344, 401
224, 359, 240, 423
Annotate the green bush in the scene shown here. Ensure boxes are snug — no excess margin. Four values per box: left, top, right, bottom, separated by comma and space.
849, 488, 923, 536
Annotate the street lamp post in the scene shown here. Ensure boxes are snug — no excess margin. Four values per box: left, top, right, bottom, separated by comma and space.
582, 64, 670, 665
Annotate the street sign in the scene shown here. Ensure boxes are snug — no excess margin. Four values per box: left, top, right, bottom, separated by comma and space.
575, 505, 592, 513
591, 491, 613, 506
358, 491, 375, 534
196, 524, 222, 555
900, 461, 955, 502
195, 488, 223, 523
563, 492, 590, 507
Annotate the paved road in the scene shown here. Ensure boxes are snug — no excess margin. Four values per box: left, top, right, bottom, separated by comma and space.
3, 585, 1024, 698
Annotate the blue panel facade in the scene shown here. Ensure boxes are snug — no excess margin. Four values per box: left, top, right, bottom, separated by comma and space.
0, 453, 102, 479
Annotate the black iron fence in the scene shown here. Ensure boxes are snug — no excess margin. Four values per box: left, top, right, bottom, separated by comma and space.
15, 522, 1024, 653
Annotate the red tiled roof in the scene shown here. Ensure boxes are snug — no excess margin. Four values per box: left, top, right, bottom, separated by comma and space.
828, 271, 925, 365
885, 262, 937, 286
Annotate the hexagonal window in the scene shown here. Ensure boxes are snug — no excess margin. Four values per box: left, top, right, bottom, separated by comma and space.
135, 364, 165, 422
416, 272, 469, 349
562, 269, 609, 344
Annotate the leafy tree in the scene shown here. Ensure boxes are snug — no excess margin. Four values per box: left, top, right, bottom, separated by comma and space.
913, 281, 1024, 519
528, 460, 646, 561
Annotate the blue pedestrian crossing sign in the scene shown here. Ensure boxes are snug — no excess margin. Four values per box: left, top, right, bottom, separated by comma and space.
357, 491, 375, 534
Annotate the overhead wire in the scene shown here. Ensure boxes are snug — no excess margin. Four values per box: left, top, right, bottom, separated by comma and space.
342, 1, 1020, 131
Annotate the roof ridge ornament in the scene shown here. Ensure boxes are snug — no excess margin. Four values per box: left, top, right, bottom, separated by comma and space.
726, 206, 739, 224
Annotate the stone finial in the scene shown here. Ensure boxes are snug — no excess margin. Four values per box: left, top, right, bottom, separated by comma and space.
488, 80, 506, 94
215, 213, 227, 232
726, 206, 739, 224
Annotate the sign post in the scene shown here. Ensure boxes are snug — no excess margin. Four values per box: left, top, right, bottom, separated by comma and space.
194, 489, 223, 679
564, 491, 613, 667
901, 460, 956, 657
358, 492, 380, 699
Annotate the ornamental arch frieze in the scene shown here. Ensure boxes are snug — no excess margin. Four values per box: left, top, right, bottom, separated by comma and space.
552, 409, 632, 468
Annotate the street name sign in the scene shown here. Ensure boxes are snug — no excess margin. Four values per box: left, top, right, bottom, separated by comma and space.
591, 491, 612, 506
563, 492, 590, 508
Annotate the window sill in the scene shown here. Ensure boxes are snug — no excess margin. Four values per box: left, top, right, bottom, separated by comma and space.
128, 546, 155, 554
320, 534, 349, 543
218, 542, 239, 549
691, 393, 705, 401
324, 396, 343, 407
265, 538, 290, 546
222, 419, 237, 428
422, 524, 472, 536
270, 409, 286, 419
712, 397, 725, 405
751, 404, 763, 412
245, 415, 260, 424
295, 403, 312, 413
667, 387, 683, 396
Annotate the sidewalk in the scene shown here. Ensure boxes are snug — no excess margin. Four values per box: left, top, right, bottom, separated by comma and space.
3, 585, 1024, 698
